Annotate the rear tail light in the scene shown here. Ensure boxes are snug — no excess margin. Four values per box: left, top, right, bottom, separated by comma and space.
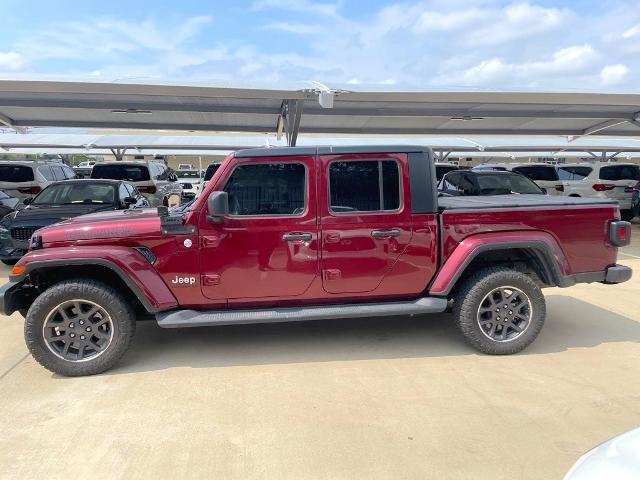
593, 184, 615, 192
138, 186, 157, 194
17, 186, 41, 195
609, 221, 631, 246
555, 184, 564, 192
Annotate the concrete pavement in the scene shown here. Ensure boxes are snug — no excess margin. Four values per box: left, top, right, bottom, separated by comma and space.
1, 249, 639, 479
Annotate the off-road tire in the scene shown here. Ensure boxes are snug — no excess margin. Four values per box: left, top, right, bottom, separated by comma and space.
452, 267, 545, 355
621, 210, 635, 222
25, 280, 136, 376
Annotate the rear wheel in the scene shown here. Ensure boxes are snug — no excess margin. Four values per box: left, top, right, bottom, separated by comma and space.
24, 280, 136, 376
621, 209, 634, 222
452, 267, 545, 354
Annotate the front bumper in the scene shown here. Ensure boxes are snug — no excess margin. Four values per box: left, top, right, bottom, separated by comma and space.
0, 237, 27, 261
0, 281, 11, 314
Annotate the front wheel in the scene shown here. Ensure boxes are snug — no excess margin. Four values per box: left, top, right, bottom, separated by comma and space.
452, 267, 546, 354
24, 280, 136, 376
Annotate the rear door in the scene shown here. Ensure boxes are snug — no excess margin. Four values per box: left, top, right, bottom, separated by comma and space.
318, 153, 412, 294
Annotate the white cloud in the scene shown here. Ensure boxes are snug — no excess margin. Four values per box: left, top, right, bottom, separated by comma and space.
622, 23, 640, 39
600, 64, 629, 85
438, 45, 599, 86
0, 51, 26, 71
251, 0, 341, 18
263, 22, 321, 34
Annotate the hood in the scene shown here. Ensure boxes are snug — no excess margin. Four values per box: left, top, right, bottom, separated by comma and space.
2, 204, 116, 229
36, 208, 163, 245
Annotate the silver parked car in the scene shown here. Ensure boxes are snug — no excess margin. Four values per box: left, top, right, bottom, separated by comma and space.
90, 161, 182, 207
0, 160, 76, 199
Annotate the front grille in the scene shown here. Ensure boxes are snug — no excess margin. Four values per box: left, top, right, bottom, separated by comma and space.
181, 183, 193, 189
11, 227, 38, 241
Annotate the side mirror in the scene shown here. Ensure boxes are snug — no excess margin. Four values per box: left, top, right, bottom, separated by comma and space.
123, 196, 137, 206
207, 191, 228, 223
23, 197, 32, 206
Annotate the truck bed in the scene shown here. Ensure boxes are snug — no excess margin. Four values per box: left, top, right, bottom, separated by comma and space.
438, 194, 616, 211
437, 194, 620, 276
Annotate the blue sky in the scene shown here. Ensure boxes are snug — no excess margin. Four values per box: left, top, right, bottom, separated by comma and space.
0, 0, 638, 92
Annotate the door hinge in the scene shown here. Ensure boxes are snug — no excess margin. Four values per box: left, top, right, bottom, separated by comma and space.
202, 274, 221, 286
323, 269, 341, 281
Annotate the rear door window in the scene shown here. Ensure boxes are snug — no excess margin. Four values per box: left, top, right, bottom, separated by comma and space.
599, 165, 640, 181
62, 165, 76, 179
91, 165, 151, 182
557, 166, 593, 180
51, 165, 66, 181
512, 166, 559, 181
0, 165, 35, 182
329, 160, 400, 212
38, 166, 55, 181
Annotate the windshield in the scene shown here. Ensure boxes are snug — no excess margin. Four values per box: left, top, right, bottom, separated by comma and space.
0, 165, 35, 182
476, 173, 544, 195
512, 165, 559, 181
91, 164, 150, 182
176, 170, 201, 179
204, 164, 221, 181
32, 183, 116, 205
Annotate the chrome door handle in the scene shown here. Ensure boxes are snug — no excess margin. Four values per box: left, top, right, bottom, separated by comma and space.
283, 232, 312, 242
371, 229, 400, 238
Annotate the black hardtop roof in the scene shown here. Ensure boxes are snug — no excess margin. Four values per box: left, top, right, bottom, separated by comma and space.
234, 145, 432, 158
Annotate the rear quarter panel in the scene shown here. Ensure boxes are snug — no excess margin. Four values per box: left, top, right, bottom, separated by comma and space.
440, 204, 618, 274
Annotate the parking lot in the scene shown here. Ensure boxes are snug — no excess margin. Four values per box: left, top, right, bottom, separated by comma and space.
1, 235, 639, 479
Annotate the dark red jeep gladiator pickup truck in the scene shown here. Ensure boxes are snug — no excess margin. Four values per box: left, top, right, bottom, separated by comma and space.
0, 146, 632, 376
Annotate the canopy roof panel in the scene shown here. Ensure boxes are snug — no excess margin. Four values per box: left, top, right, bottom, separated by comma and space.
0, 81, 639, 144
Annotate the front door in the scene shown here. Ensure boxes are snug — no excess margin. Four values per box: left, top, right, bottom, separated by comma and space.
319, 154, 412, 294
199, 155, 318, 301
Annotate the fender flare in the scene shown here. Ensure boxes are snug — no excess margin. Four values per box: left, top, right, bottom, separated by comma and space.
429, 231, 572, 296
10, 247, 178, 312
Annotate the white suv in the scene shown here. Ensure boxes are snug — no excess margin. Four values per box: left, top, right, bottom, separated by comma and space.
473, 163, 563, 195
0, 160, 76, 199
91, 161, 182, 207
557, 163, 640, 221
175, 169, 202, 199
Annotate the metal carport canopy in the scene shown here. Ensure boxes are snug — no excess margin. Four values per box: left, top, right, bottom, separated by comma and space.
2, 133, 640, 154
1, 81, 640, 144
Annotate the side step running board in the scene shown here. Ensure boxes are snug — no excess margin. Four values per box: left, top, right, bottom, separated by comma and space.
156, 297, 448, 328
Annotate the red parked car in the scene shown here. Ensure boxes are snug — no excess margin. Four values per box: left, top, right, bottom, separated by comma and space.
0, 146, 632, 376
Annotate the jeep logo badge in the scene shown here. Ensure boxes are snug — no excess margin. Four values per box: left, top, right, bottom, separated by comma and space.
171, 275, 196, 286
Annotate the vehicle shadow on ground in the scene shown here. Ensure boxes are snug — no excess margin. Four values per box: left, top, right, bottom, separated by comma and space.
97, 294, 640, 376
